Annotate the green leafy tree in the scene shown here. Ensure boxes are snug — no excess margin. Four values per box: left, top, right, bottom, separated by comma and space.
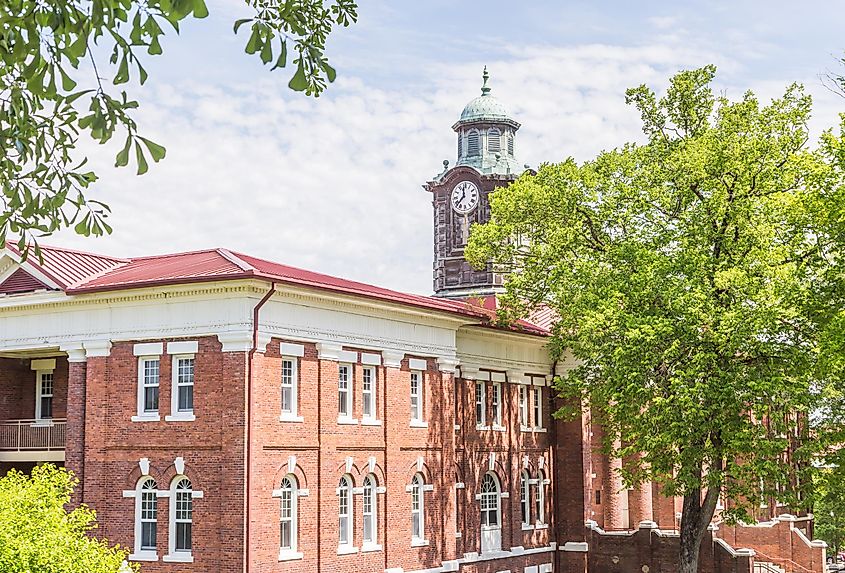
467, 66, 845, 573
0, 464, 135, 572
814, 467, 845, 560
0, 0, 357, 255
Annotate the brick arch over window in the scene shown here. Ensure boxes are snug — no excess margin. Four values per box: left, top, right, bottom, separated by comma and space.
125, 461, 164, 489
161, 460, 202, 491
272, 460, 309, 490
335, 459, 362, 480
478, 456, 508, 482
407, 459, 433, 484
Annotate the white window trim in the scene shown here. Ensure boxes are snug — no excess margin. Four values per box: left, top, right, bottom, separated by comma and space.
533, 386, 543, 429
277, 475, 298, 556
135, 356, 161, 422
280, 356, 301, 422
536, 471, 547, 525
410, 473, 427, 544
520, 471, 531, 528
491, 382, 502, 427
166, 354, 196, 422
362, 366, 378, 423
362, 475, 378, 548
338, 363, 353, 420
128, 477, 159, 562
518, 386, 528, 430
475, 382, 486, 428
410, 370, 424, 424
34, 370, 54, 423
165, 476, 200, 562
337, 475, 355, 551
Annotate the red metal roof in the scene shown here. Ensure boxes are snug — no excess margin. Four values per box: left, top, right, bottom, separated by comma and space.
5, 244, 548, 336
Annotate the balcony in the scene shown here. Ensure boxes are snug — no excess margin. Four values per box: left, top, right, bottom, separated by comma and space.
0, 419, 66, 462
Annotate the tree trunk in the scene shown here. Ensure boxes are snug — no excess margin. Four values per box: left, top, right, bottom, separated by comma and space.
678, 487, 720, 573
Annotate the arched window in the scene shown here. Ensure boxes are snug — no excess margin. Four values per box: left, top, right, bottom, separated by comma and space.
338, 475, 353, 548
134, 477, 158, 557
520, 471, 530, 526
279, 475, 298, 553
467, 130, 480, 156
411, 473, 424, 542
480, 473, 500, 528
169, 477, 193, 558
487, 128, 501, 153
362, 474, 377, 545
536, 470, 546, 524
507, 131, 514, 156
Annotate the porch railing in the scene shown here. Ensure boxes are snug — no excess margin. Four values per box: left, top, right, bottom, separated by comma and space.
0, 419, 66, 451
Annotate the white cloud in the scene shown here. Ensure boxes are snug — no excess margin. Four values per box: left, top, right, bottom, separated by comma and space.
50, 36, 845, 295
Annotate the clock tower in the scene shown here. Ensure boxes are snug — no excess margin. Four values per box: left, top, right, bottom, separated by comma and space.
424, 67, 524, 299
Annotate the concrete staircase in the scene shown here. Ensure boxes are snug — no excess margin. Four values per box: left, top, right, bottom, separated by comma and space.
753, 563, 786, 573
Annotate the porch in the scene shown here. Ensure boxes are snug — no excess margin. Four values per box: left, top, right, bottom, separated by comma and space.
0, 354, 68, 464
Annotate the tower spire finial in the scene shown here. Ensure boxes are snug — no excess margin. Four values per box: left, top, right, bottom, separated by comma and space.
481, 66, 491, 96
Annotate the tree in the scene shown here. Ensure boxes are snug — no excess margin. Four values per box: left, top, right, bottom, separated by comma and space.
0, 0, 358, 255
467, 66, 845, 573
813, 467, 845, 560
0, 464, 135, 572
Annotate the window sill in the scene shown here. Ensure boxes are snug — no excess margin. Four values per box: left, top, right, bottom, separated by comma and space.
361, 542, 383, 553
409, 420, 428, 428
491, 424, 507, 432
411, 538, 430, 547
522, 523, 535, 531
131, 414, 160, 423
337, 416, 359, 425
162, 553, 193, 563
361, 418, 382, 426
475, 424, 490, 431
337, 545, 359, 555
30, 420, 54, 427
533, 427, 547, 433
535, 523, 549, 530
278, 549, 304, 561
128, 551, 158, 562
165, 413, 196, 422
279, 413, 304, 423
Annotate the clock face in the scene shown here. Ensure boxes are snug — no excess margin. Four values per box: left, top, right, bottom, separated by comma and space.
451, 180, 480, 214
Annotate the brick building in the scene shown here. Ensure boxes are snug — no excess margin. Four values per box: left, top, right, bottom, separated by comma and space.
0, 70, 827, 573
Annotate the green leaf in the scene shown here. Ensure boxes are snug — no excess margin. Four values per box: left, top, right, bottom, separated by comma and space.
288, 62, 308, 91
233, 18, 251, 33
138, 137, 166, 162
192, 0, 209, 18
271, 39, 288, 70
260, 37, 273, 64
114, 55, 129, 85
245, 25, 261, 54
115, 136, 132, 167
135, 142, 149, 175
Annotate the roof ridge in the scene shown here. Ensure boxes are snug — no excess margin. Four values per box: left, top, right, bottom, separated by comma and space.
217, 248, 255, 273
65, 259, 130, 290
128, 248, 227, 261
8, 242, 130, 263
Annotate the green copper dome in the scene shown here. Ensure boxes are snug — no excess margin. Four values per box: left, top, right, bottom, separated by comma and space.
455, 67, 518, 127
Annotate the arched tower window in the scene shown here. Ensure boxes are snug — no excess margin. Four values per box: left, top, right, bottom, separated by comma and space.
169, 477, 193, 557
520, 470, 530, 526
487, 128, 500, 153
467, 130, 480, 156
338, 475, 353, 548
134, 477, 158, 556
507, 131, 514, 156
279, 475, 298, 553
411, 473, 424, 541
362, 474, 377, 545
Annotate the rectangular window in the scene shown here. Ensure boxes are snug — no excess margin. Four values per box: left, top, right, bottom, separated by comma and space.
175, 490, 192, 551
280, 490, 293, 550
411, 480, 423, 539
533, 386, 542, 428
491, 382, 502, 426
140, 489, 157, 550
362, 367, 376, 419
410, 371, 423, 422
363, 484, 374, 543
37, 372, 54, 420
281, 358, 298, 415
338, 364, 351, 417
518, 386, 528, 428
475, 382, 486, 427
175, 357, 194, 413
140, 358, 160, 414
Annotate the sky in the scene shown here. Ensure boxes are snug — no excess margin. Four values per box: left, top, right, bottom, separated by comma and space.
51, 0, 845, 294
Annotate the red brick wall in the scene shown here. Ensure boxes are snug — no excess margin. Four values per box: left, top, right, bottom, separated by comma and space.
79, 336, 246, 573
0, 357, 35, 420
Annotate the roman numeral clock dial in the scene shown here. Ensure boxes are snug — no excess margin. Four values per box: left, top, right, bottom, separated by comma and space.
450, 180, 479, 214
